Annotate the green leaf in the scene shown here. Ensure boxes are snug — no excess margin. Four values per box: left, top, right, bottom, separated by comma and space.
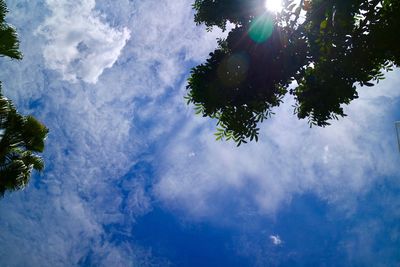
320, 20, 328, 30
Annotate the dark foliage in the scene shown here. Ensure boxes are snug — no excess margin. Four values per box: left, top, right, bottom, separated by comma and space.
186, 0, 400, 145
0, 0, 48, 196
0, 0, 22, 60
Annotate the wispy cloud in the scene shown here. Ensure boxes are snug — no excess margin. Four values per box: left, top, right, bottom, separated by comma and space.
0, 0, 223, 265
0, 0, 399, 265
154, 71, 400, 218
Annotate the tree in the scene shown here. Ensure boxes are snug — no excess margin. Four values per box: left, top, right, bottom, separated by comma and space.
186, 0, 400, 145
0, 0, 22, 60
0, 0, 48, 196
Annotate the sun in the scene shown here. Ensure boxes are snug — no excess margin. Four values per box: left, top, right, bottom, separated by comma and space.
264, 0, 283, 13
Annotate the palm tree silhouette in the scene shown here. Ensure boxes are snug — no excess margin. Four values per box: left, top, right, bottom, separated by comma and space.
0, 0, 22, 60
0, 0, 48, 196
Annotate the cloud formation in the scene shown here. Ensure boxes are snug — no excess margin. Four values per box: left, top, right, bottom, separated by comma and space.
269, 235, 282, 246
36, 0, 130, 83
0, 0, 223, 265
154, 71, 400, 218
0, 0, 399, 266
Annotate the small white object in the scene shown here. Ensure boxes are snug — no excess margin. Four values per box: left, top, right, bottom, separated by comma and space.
269, 235, 282, 245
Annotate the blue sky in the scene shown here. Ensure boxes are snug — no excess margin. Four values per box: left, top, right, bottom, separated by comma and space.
0, 0, 399, 266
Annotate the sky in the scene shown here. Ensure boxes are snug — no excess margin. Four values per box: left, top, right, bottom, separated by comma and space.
0, 0, 399, 266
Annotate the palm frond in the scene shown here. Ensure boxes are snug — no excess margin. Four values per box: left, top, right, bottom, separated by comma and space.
0, 0, 22, 60
0, 0, 46, 197
22, 116, 49, 152
0, 25, 22, 59
0, 159, 31, 195
0, 0, 7, 23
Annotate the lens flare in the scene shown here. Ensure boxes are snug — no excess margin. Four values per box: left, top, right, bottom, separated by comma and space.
248, 14, 274, 43
265, 0, 283, 13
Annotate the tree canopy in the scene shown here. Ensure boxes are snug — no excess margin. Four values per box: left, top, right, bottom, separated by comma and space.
186, 0, 400, 145
0, 0, 48, 196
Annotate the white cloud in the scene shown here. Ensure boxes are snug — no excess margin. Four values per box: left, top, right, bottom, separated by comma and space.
1, 0, 399, 265
154, 70, 400, 218
36, 0, 130, 83
0, 0, 224, 265
269, 235, 282, 245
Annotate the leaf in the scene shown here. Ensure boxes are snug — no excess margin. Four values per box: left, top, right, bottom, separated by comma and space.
364, 82, 374, 87
287, 2, 296, 11
320, 20, 328, 30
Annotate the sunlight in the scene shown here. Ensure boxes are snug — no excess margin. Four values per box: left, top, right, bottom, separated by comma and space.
264, 0, 283, 13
